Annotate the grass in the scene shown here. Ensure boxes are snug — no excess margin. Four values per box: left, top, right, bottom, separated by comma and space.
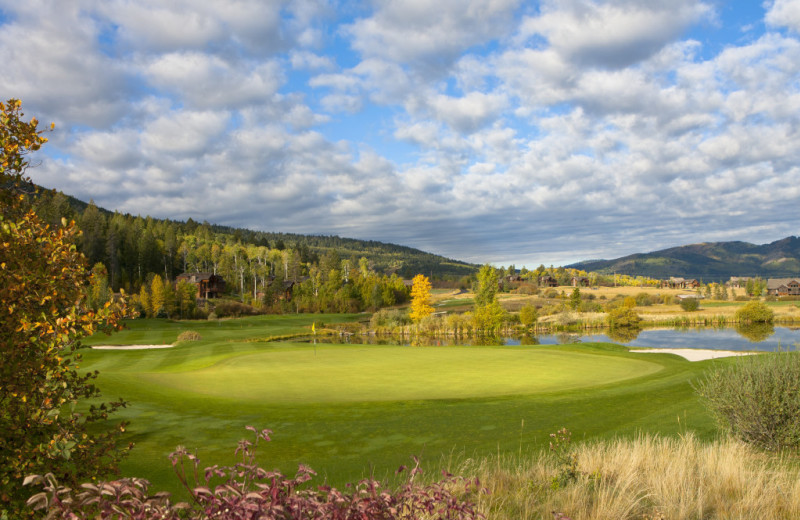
455, 433, 800, 519
80, 314, 720, 499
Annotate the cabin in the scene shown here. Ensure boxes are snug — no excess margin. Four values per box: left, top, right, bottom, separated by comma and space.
728, 276, 751, 288
663, 277, 700, 289
766, 278, 800, 296
176, 272, 226, 299
571, 276, 589, 287
266, 278, 297, 301
539, 275, 558, 287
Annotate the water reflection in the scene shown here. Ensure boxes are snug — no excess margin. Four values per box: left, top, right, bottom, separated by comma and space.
735, 323, 775, 343
300, 325, 800, 352
607, 327, 641, 343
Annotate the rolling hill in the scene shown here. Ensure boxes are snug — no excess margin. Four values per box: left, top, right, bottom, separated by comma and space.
568, 237, 800, 280
29, 184, 478, 280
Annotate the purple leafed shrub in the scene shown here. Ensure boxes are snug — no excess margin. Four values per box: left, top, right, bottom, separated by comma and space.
26, 426, 485, 519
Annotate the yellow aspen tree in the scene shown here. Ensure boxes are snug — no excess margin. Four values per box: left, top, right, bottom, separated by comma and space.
409, 274, 433, 322
150, 274, 165, 317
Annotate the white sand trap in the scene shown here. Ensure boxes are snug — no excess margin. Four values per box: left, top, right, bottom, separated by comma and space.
633, 348, 757, 362
92, 344, 174, 350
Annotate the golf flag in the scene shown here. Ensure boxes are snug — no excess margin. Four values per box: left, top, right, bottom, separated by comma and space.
312, 322, 316, 334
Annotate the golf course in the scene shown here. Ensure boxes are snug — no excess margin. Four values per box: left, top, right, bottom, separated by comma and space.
80, 314, 720, 496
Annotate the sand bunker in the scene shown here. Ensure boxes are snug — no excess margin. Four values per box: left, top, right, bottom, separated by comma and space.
634, 348, 757, 362
92, 344, 174, 350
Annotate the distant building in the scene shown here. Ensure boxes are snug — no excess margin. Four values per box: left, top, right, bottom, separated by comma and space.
728, 276, 752, 288
539, 275, 558, 287
663, 277, 700, 289
176, 272, 226, 299
265, 278, 298, 301
571, 276, 589, 287
766, 278, 800, 296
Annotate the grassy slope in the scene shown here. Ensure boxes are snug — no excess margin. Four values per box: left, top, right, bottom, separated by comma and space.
80, 315, 719, 497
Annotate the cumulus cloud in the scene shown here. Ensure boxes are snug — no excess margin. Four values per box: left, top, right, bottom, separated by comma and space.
518, 0, 713, 69
0, 1, 129, 126
101, 0, 290, 54
142, 52, 284, 109
141, 110, 230, 157
766, 0, 800, 32
3, 0, 800, 266
345, 0, 520, 68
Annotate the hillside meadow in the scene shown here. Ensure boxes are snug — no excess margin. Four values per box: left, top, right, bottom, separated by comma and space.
80, 314, 723, 501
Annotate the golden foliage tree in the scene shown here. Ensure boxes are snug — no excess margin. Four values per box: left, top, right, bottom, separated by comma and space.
150, 274, 165, 317
409, 274, 433, 323
0, 99, 131, 516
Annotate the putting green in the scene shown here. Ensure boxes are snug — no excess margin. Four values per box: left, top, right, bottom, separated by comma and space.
137, 344, 663, 403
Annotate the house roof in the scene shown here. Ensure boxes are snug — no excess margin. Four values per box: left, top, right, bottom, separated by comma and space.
767, 278, 800, 289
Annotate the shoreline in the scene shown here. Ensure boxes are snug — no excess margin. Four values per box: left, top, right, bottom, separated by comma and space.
92, 344, 174, 350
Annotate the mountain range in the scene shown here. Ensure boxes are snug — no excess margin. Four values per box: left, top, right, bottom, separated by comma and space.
568, 237, 800, 281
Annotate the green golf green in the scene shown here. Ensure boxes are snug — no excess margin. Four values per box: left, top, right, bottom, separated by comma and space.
139, 345, 662, 403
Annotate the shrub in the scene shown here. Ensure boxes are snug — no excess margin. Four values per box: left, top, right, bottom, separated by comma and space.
177, 330, 202, 342
695, 351, 800, 451
578, 300, 602, 313
606, 307, 640, 328
634, 292, 655, 306
735, 300, 774, 324
27, 428, 484, 519
554, 311, 578, 327
679, 297, 699, 311
213, 301, 260, 318
370, 308, 410, 329
514, 283, 538, 295
519, 304, 538, 327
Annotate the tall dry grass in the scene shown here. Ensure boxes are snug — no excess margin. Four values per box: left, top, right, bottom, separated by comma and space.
451, 434, 800, 519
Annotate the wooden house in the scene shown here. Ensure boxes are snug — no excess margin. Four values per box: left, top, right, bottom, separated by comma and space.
266, 278, 297, 301
766, 278, 800, 296
176, 272, 226, 299
539, 275, 558, 287
728, 276, 751, 288
664, 277, 700, 289
571, 276, 589, 287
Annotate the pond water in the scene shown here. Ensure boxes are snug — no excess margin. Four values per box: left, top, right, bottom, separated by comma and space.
514, 326, 800, 352
304, 326, 800, 352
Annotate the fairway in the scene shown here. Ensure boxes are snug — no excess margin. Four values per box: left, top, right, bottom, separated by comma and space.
80, 315, 717, 496
138, 345, 662, 403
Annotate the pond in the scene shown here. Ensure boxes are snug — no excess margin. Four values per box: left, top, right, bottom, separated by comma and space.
303, 325, 800, 352
515, 326, 800, 352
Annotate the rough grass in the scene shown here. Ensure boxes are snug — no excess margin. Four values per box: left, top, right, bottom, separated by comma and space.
81, 314, 718, 499
454, 433, 800, 519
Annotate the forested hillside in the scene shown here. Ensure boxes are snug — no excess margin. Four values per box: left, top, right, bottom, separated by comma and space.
569, 238, 800, 280
30, 186, 477, 296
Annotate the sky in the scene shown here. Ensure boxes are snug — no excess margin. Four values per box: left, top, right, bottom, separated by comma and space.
2, 0, 799, 267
